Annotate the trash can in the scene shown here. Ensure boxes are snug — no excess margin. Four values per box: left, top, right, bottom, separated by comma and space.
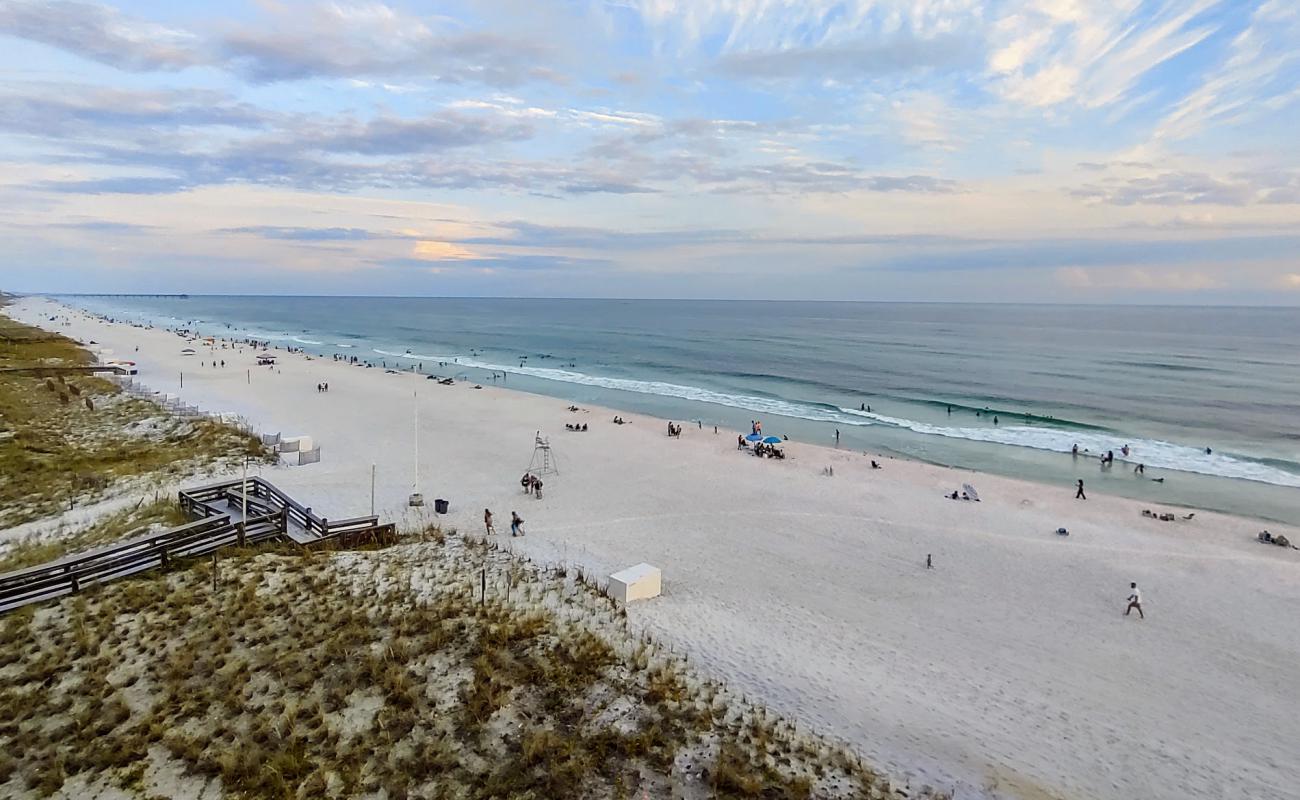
434, 498, 449, 514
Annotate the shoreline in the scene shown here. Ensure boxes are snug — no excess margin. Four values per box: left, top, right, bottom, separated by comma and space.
8, 296, 1300, 800
51, 294, 1300, 525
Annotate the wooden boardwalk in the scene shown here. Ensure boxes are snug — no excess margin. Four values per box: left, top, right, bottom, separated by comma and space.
0, 478, 396, 613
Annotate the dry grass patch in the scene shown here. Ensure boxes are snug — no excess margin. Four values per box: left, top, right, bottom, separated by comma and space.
0, 530, 946, 800
0, 312, 271, 526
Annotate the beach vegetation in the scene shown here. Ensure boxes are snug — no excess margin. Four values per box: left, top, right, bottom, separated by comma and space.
0, 311, 272, 528
0, 529, 934, 800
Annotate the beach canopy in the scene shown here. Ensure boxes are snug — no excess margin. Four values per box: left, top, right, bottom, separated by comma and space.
762, 436, 783, 444
962, 483, 981, 502
745, 433, 763, 442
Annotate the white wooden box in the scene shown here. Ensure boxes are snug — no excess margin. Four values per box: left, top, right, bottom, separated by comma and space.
608, 563, 661, 603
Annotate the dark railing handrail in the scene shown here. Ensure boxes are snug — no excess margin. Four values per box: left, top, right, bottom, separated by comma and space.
0, 515, 231, 584
1, 478, 398, 613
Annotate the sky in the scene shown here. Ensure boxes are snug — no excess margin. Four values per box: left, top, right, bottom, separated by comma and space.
0, 0, 1298, 303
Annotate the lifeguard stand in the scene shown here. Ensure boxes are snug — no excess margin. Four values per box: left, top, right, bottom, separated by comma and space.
527, 432, 559, 476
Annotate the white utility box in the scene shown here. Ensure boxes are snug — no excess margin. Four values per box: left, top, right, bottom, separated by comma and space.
608, 563, 661, 603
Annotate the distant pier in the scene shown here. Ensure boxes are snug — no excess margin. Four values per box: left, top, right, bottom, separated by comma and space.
58, 293, 190, 299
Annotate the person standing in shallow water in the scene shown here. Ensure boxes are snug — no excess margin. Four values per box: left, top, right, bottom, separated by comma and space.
1076, 479, 1086, 500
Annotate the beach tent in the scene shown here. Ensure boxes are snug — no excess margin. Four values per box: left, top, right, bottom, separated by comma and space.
962, 483, 981, 502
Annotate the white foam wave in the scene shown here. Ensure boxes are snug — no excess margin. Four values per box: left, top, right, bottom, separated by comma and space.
838, 409, 1300, 488
374, 348, 452, 361
452, 357, 864, 426
91, 304, 1299, 489
292, 336, 323, 345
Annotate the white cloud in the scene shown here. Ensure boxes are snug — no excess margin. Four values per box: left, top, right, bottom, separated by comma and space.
989, 0, 1221, 110
1155, 0, 1300, 140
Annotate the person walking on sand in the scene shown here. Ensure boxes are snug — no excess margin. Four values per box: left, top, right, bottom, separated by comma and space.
1075, 479, 1086, 500
926, 554, 933, 569
484, 508, 495, 535
510, 512, 524, 537
521, 472, 533, 495
1125, 582, 1144, 618
835, 428, 840, 445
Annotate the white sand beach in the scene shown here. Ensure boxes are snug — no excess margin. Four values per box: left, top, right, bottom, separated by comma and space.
9, 297, 1300, 800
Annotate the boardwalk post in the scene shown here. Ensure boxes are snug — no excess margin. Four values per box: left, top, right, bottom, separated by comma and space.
481, 569, 486, 605
211, 552, 218, 593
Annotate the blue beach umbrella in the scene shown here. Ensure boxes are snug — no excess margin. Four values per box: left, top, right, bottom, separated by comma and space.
762, 436, 783, 444
745, 433, 763, 442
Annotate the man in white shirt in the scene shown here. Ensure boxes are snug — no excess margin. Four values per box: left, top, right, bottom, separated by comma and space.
1125, 582, 1144, 619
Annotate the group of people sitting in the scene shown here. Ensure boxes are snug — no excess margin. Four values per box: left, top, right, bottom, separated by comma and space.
1258, 530, 1293, 548
946, 490, 978, 501
520, 472, 544, 498
752, 442, 785, 459
565, 423, 589, 432
612, 416, 628, 425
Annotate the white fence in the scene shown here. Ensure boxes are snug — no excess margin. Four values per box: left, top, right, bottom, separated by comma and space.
110, 376, 253, 433
110, 377, 319, 466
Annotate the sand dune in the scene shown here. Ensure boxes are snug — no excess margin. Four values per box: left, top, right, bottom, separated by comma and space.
10, 297, 1299, 800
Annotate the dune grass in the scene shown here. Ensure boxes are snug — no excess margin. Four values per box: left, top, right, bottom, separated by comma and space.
0, 311, 270, 527
0, 530, 941, 800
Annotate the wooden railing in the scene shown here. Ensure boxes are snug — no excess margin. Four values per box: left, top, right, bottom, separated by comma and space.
178, 477, 396, 544
1, 478, 396, 613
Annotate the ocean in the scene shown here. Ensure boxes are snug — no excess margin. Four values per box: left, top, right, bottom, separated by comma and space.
59, 296, 1300, 523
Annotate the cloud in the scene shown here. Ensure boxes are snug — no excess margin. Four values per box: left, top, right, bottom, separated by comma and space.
283, 112, 535, 156
47, 219, 155, 234
37, 176, 192, 195
463, 221, 747, 249
216, 4, 560, 87
1072, 171, 1300, 206
0, 0, 202, 71
989, 0, 1222, 110
1056, 266, 1226, 292
0, 1, 563, 88
410, 240, 478, 261
1155, 0, 1300, 140
377, 254, 608, 272
873, 234, 1300, 273
716, 33, 977, 80
0, 84, 267, 138
219, 226, 379, 241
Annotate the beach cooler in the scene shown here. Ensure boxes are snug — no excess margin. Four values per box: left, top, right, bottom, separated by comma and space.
608, 563, 661, 603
